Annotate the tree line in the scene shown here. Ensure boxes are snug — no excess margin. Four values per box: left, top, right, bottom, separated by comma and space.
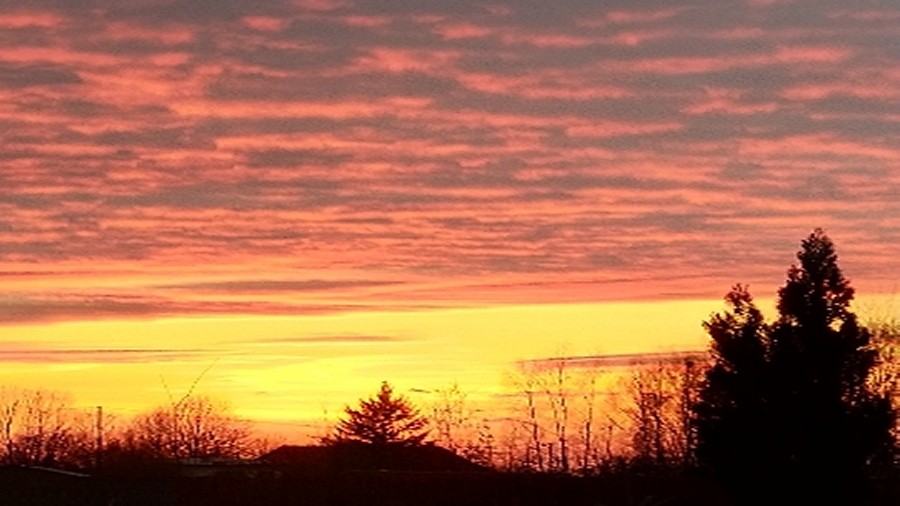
317, 229, 897, 502
0, 389, 267, 468
0, 230, 897, 500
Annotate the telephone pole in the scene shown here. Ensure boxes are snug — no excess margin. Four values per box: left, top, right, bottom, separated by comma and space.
94, 406, 103, 470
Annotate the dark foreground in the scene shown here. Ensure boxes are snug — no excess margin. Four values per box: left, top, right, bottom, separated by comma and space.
1, 465, 897, 506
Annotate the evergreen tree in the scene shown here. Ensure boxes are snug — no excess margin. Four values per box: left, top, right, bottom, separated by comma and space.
325, 381, 429, 446
694, 229, 895, 503
693, 285, 772, 487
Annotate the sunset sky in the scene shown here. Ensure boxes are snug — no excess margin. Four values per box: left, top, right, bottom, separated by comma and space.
0, 0, 898, 434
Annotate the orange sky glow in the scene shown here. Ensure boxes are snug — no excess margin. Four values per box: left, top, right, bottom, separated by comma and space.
0, 0, 898, 439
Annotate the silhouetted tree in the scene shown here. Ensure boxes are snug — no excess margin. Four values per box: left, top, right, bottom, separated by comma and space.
694, 229, 895, 503
0, 388, 95, 468
693, 285, 774, 500
770, 230, 895, 494
867, 317, 899, 453
324, 381, 429, 446
429, 382, 469, 452
509, 358, 636, 473
628, 358, 702, 469
427, 382, 496, 465
125, 395, 253, 460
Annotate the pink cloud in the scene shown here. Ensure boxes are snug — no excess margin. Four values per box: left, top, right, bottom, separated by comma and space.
601, 7, 685, 25
454, 72, 632, 100
0, 0, 897, 330
0, 12, 64, 28
101, 21, 195, 44
740, 135, 900, 161
436, 22, 492, 40
293, 0, 347, 12
684, 88, 779, 115
782, 82, 898, 101
773, 45, 852, 64
566, 121, 683, 137
351, 47, 461, 73
342, 15, 392, 27
829, 9, 900, 22
241, 16, 288, 31
500, 32, 595, 48
609, 29, 677, 46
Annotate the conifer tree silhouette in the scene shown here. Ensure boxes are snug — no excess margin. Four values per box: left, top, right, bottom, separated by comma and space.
694, 229, 894, 503
325, 381, 429, 446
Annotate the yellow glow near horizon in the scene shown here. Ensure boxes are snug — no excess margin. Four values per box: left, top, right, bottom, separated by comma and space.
1, 293, 895, 440
0, 301, 718, 409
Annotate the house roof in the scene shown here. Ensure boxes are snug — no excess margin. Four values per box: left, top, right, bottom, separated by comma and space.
259, 443, 488, 473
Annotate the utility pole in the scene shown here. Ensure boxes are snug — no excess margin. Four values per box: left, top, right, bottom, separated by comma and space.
95, 406, 103, 470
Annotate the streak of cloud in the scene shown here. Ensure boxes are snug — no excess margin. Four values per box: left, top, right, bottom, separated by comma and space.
519, 350, 706, 371
247, 335, 404, 345
0, 295, 440, 324
0, 347, 211, 364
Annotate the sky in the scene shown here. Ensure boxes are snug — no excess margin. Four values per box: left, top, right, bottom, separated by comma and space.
0, 0, 898, 433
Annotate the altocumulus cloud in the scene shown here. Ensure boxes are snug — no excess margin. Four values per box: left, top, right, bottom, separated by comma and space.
0, 0, 897, 322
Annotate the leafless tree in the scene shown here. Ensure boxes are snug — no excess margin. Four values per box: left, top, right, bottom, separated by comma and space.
507, 358, 632, 474
511, 365, 546, 471
429, 382, 468, 452
625, 358, 703, 468
0, 387, 94, 467
543, 358, 571, 472
865, 317, 899, 452
426, 382, 496, 465
126, 395, 253, 460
